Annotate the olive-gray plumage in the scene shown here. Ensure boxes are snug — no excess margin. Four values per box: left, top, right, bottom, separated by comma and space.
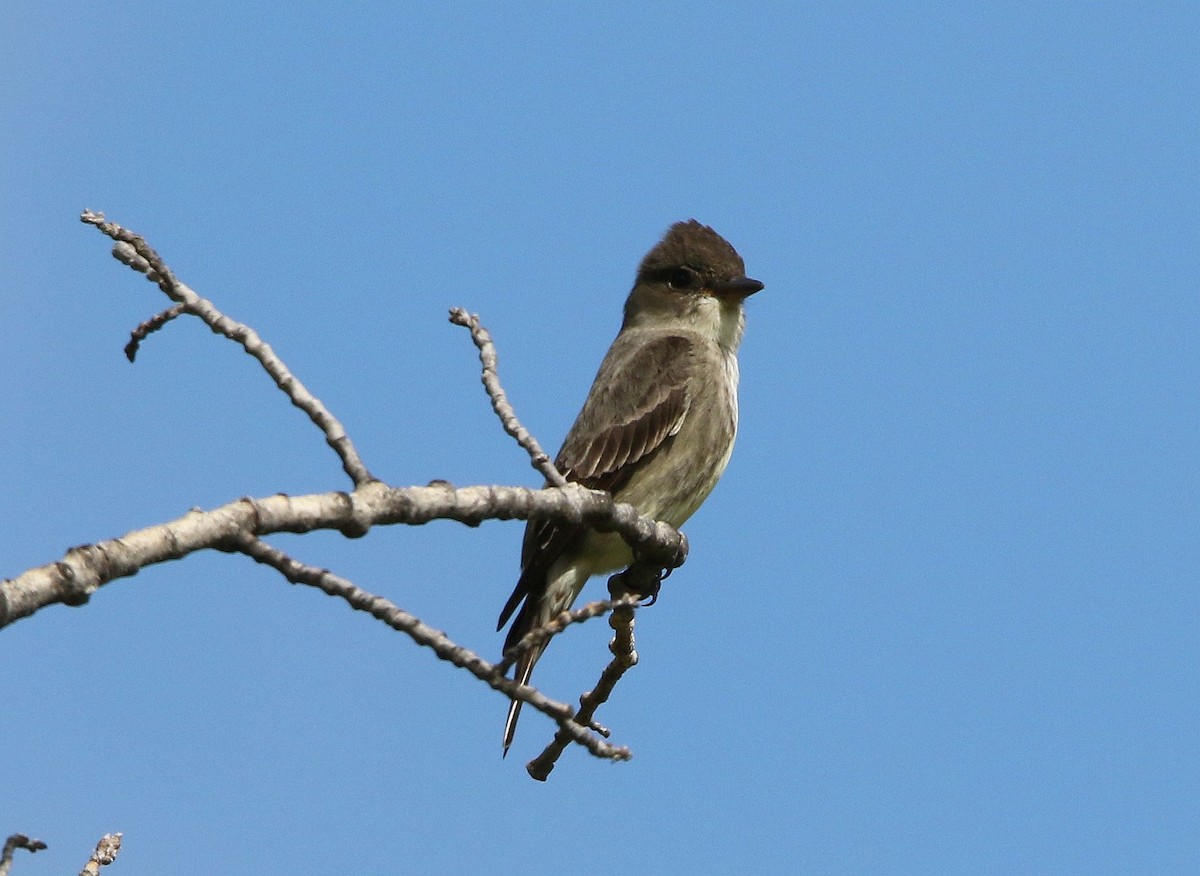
498, 220, 762, 754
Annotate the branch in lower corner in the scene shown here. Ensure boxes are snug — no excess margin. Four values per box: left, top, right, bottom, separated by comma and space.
1, 834, 48, 875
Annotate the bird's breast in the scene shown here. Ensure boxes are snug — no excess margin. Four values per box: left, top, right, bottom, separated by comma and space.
614, 347, 739, 528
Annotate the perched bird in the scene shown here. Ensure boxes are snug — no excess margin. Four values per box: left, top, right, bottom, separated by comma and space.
497, 220, 763, 754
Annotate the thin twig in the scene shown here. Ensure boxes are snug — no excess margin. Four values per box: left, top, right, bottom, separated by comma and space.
0, 835, 47, 876
125, 303, 185, 361
448, 308, 568, 487
80, 210, 376, 488
78, 833, 121, 876
495, 594, 641, 676
228, 534, 630, 761
527, 581, 640, 781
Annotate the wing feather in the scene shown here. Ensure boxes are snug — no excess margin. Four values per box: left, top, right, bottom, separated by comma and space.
497, 334, 695, 634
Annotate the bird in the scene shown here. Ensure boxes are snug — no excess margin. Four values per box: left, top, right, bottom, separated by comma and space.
496, 219, 763, 754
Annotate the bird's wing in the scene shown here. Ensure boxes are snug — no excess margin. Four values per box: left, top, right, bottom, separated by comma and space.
497, 333, 696, 634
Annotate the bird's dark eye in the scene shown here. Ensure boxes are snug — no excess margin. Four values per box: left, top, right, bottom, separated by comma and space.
668, 267, 698, 289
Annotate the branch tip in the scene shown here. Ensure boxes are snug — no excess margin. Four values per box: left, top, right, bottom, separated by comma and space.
1, 834, 49, 875
125, 303, 186, 361
79, 832, 122, 875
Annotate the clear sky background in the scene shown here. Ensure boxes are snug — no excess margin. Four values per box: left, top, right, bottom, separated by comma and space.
2, 5, 1197, 874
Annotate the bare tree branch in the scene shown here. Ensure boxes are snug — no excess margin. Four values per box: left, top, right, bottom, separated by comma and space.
0, 480, 685, 630
80, 209, 375, 488
526, 570, 645, 780
78, 833, 121, 876
225, 533, 630, 760
448, 308, 568, 488
0, 835, 47, 876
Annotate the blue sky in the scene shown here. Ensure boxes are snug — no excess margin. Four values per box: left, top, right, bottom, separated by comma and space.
2, 4, 1197, 873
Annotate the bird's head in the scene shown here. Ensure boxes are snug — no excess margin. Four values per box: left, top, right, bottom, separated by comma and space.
622, 220, 763, 351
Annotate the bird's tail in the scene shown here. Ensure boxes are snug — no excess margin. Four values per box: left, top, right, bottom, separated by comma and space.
499, 560, 586, 755
502, 646, 540, 757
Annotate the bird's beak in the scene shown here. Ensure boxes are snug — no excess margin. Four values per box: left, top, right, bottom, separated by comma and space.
710, 276, 765, 299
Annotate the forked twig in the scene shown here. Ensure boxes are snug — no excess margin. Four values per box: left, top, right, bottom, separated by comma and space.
80, 210, 375, 488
